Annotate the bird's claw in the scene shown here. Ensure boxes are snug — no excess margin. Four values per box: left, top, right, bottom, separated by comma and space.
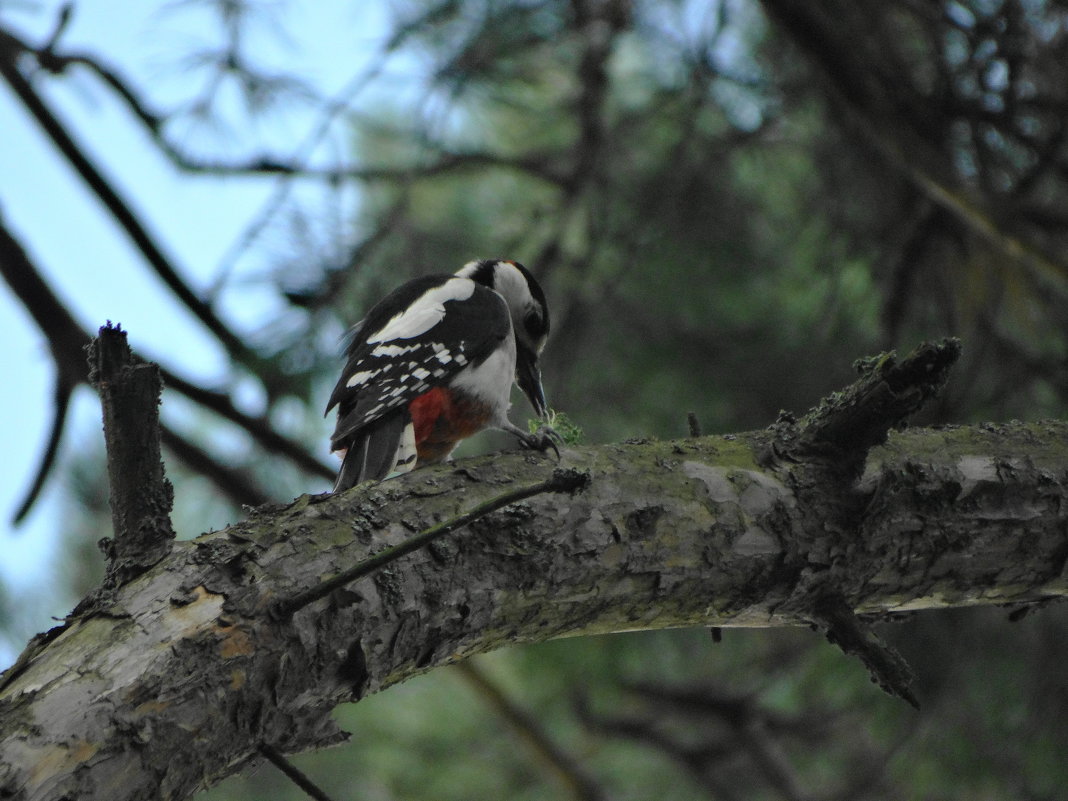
523, 425, 563, 459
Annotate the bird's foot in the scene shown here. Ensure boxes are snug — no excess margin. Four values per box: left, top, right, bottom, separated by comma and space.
520, 424, 563, 459
501, 420, 564, 459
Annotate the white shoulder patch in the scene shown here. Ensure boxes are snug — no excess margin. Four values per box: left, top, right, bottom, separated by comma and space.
345, 368, 380, 388
367, 278, 476, 344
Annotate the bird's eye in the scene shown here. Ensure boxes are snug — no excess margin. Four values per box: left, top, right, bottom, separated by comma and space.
524, 310, 543, 339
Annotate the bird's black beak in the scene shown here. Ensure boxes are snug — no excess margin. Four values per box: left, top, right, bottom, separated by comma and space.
516, 345, 548, 418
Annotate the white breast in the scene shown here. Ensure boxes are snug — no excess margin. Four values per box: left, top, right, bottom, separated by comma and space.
449, 333, 517, 422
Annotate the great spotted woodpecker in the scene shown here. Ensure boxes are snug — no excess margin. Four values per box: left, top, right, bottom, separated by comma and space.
326, 259, 558, 492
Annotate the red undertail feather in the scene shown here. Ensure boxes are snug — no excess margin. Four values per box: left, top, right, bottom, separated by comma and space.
408, 386, 494, 463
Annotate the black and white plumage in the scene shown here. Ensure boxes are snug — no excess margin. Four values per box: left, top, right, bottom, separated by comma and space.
326, 259, 556, 492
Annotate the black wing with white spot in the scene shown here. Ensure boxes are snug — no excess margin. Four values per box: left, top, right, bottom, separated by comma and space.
326, 274, 511, 449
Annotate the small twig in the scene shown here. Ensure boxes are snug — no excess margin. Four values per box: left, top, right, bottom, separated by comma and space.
456, 660, 609, 801
257, 743, 339, 801
812, 594, 919, 709
39, 3, 73, 56
271, 468, 590, 619
687, 411, 702, 438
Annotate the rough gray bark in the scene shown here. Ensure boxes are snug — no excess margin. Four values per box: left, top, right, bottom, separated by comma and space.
1, 338, 1066, 800
0, 421, 1065, 800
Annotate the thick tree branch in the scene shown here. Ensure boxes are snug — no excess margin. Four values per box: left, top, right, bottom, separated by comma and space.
0, 338, 1064, 798
270, 468, 590, 619
1, 408, 1065, 798
759, 339, 962, 703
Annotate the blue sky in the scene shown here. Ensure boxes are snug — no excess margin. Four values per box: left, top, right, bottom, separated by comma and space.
0, 1, 393, 659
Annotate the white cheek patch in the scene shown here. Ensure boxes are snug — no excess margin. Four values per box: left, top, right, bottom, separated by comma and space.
366, 278, 475, 343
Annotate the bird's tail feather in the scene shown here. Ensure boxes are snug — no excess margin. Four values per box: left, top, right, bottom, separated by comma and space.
332, 410, 415, 492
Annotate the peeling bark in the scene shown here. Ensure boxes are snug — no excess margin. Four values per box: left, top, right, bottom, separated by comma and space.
0, 419, 1066, 800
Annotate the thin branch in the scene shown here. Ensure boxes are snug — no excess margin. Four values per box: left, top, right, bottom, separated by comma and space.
36, 3, 74, 64
257, 744, 339, 801
157, 369, 334, 481
878, 200, 939, 348
625, 682, 815, 801
575, 695, 743, 801
0, 212, 90, 522
160, 424, 271, 509
887, 143, 1068, 292
758, 0, 1068, 296
812, 595, 919, 709
209, 53, 401, 289
0, 30, 258, 368
12, 378, 73, 524
623, 682, 833, 739
0, 218, 331, 521
456, 660, 610, 801
0, 211, 92, 383
6, 26, 569, 186
271, 468, 591, 618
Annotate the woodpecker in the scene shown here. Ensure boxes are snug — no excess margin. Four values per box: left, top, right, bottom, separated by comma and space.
326, 259, 557, 492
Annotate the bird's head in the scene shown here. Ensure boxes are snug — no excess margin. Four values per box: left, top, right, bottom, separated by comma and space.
456, 259, 550, 417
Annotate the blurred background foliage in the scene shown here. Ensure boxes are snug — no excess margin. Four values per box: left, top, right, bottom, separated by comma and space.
3, 0, 1068, 798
